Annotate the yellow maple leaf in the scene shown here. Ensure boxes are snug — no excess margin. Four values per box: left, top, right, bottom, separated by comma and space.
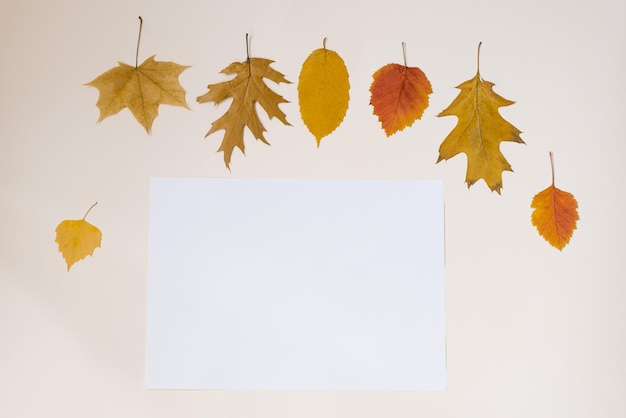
298, 39, 350, 145
437, 43, 523, 193
197, 37, 291, 169
55, 203, 102, 271
85, 17, 190, 133
531, 152, 579, 250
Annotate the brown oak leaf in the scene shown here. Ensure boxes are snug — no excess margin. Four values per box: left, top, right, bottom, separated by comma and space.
197, 48, 291, 169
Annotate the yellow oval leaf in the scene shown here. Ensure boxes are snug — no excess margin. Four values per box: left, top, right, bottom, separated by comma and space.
55, 203, 102, 271
298, 44, 350, 145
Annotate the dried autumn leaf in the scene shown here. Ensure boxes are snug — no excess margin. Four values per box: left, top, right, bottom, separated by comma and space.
370, 45, 432, 136
197, 37, 291, 169
531, 153, 579, 250
437, 43, 523, 193
55, 203, 102, 271
298, 39, 350, 145
85, 17, 190, 133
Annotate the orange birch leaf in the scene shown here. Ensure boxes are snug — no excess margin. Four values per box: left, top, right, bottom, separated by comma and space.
197, 35, 291, 169
370, 44, 432, 136
437, 43, 523, 193
298, 38, 350, 146
85, 17, 190, 133
55, 203, 102, 271
531, 152, 579, 250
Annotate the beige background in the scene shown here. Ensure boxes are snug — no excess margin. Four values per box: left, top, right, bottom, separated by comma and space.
1, 0, 625, 416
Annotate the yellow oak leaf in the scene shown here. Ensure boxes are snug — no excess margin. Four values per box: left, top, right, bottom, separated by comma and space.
298, 39, 350, 146
55, 203, 102, 271
437, 43, 523, 193
531, 153, 579, 250
197, 47, 291, 169
85, 18, 190, 133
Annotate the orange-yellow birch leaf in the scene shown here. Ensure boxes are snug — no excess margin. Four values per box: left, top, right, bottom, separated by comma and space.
298, 39, 350, 146
85, 18, 190, 133
437, 43, 523, 193
197, 44, 291, 169
531, 153, 579, 250
370, 49, 432, 136
55, 203, 102, 271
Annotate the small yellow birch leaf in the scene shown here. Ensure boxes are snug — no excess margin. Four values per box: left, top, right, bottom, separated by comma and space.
298, 39, 350, 145
55, 203, 102, 271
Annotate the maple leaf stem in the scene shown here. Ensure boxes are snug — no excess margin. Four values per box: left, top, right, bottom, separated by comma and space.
477, 41, 482, 75
136, 16, 143, 68
245, 33, 250, 61
402, 42, 407, 67
549, 151, 555, 186
82, 202, 98, 220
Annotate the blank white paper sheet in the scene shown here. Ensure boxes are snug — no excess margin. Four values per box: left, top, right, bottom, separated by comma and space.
146, 178, 446, 390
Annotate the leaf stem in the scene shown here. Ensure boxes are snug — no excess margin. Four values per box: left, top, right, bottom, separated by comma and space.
245, 33, 250, 61
82, 202, 98, 220
549, 151, 555, 186
135, 16, 143, 68
477, 41, 482, 75
402, 42, 407, 67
